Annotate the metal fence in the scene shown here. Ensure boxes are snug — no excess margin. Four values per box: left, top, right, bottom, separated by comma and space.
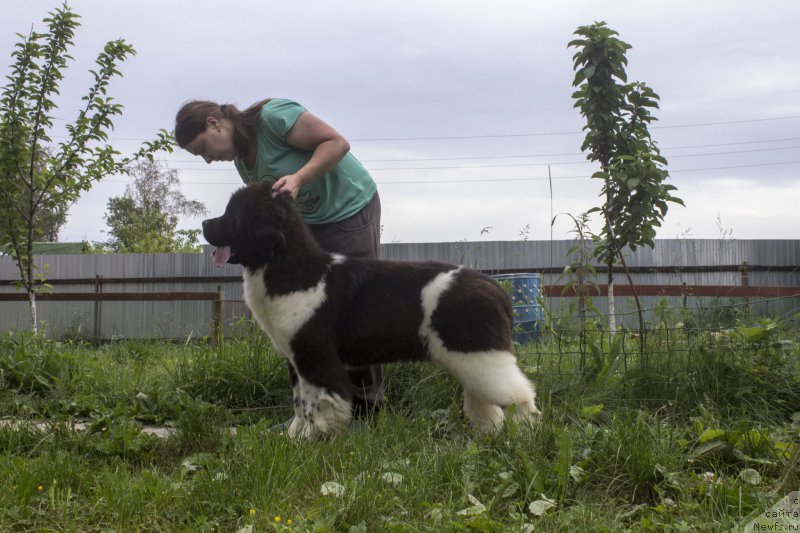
0, 239, 798, 340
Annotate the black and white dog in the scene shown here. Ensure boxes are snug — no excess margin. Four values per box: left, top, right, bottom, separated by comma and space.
202, 183, 540, 438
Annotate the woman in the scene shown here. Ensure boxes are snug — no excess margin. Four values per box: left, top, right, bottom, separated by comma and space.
175, 98, 383, 420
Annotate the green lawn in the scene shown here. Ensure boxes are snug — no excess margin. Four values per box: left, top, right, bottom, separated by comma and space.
1, 323, 798, 532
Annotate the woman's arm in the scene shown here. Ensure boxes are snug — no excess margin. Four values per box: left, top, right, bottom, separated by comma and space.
271, 111, 350, 199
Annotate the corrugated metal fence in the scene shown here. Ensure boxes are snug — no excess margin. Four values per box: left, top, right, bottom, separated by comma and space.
0, 239, 798, 339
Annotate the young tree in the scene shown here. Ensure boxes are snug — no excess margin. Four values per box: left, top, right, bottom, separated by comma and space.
3, 147, 68, 243
99, 159, 207, 253
569, 21, 683, 342
0, 4, 173, 332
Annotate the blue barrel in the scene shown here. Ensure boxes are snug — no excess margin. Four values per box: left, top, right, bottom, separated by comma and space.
492, 273, 543, 344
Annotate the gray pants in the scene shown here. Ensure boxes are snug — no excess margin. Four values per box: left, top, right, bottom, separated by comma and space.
307, 192, 384, 406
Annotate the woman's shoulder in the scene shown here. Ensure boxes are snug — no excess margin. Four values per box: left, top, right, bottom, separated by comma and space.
261, 98, 306, 114
259, 99, 308, 137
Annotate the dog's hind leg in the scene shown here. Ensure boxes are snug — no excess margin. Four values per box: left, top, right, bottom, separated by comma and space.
463, 391, 504, 432
438, 350, 540, 432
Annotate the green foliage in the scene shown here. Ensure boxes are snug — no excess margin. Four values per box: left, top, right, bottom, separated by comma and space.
569, 21, 684, 262
569, 22, 631, 168
0, 326, 798, 531
0, 4, 174, 331
569, 21, 684, 342
169, 329, 293, 420
2, 146, 68, 242
81, 415, 157, 459
94, 159, 206, 253
0, 331, 62, 393
582, 319, 625, 390
551, 212, 603, 335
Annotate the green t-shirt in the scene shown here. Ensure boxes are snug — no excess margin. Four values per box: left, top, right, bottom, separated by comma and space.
234, 99, 377, 225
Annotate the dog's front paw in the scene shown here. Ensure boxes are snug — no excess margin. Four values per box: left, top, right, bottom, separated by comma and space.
313, 394, 352, 435
287, 416, 312, 439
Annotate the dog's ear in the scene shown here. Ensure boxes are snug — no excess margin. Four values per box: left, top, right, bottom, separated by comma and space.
252, 226, 286, 260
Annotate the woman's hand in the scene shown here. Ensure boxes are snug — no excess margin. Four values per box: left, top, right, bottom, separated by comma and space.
272, 174, 303, 199
270, 112, 349, 200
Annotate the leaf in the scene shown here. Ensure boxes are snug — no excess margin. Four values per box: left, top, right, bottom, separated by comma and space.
381, 472, 404, 485
581, 404, 604, 419
569, 465, 585, 483
528, 494, 556, 516
735, 326, 770, 343
320, 481, 345, 498
180, 452, 216, 474
690, 439, 730, 462
698, 428, 726, 443
737, 468, 762, 486
348, 522, 368, 533
456, 494, 486, 516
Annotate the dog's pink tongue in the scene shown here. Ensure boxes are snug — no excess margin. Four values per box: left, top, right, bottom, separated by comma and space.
213, 246, 231, 268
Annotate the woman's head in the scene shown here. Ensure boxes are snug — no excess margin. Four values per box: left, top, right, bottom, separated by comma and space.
175, 100, 267, 162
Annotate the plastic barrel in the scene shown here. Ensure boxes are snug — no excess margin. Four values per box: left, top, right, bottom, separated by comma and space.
492, 273, 543, 344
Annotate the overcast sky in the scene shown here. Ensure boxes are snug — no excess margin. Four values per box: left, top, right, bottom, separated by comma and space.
2, 1, 799, 244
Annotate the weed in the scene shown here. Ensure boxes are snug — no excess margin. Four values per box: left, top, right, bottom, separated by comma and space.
0, 331, 63, 393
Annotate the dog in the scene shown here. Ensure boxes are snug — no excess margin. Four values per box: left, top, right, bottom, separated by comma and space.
202, 183, 540, 438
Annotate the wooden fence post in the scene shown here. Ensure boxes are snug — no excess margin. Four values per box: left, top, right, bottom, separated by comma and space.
93, 275, 102, 345
210, 285, 223, 347
739, 261, 751, 317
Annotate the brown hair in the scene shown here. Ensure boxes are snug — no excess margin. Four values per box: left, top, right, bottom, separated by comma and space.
174, 99, 271, 160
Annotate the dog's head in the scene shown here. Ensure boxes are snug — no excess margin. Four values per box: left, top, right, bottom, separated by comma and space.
202, 183, 293, 268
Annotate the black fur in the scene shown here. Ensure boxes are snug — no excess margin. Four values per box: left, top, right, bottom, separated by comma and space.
202, 183, 525, 431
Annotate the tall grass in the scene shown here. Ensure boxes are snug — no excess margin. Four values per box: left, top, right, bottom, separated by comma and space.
0, 318, 798, 531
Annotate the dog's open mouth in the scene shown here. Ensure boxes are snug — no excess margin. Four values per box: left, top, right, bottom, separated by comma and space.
212, 246, 232, 268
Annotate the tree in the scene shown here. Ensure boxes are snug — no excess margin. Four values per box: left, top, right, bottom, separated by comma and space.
569, 21, 683, 342
0, 4, 173, 332
1, 147, 68, 243
99, 159, 207, 253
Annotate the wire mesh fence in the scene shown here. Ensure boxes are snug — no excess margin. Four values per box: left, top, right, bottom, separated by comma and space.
527, 294, 799, 364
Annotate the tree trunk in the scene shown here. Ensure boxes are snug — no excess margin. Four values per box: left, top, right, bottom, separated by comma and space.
607, 257, 616, 332
29, 289, 38, 333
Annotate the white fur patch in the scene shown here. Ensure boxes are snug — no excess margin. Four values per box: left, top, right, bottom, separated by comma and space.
288, 377, 352, 439
418, 267, 540, 431
419, 268, 461, 339
242, 267, 327, 356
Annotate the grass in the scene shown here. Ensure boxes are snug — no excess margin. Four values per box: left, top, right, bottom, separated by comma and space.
0, 319, 799, 532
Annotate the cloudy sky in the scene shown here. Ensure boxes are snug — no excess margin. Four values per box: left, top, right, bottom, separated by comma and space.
2, 1, 799, 244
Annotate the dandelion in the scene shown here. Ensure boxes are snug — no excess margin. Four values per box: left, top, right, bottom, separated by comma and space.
287, 519, 293, 525
249, 508, 256, 517
274, 515, 281, 523
37, 485, 43, 492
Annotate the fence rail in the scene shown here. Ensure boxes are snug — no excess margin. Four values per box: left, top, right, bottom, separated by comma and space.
0, 290, 224, 343
1, 239, 798, 339
545, 284, 800, 298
